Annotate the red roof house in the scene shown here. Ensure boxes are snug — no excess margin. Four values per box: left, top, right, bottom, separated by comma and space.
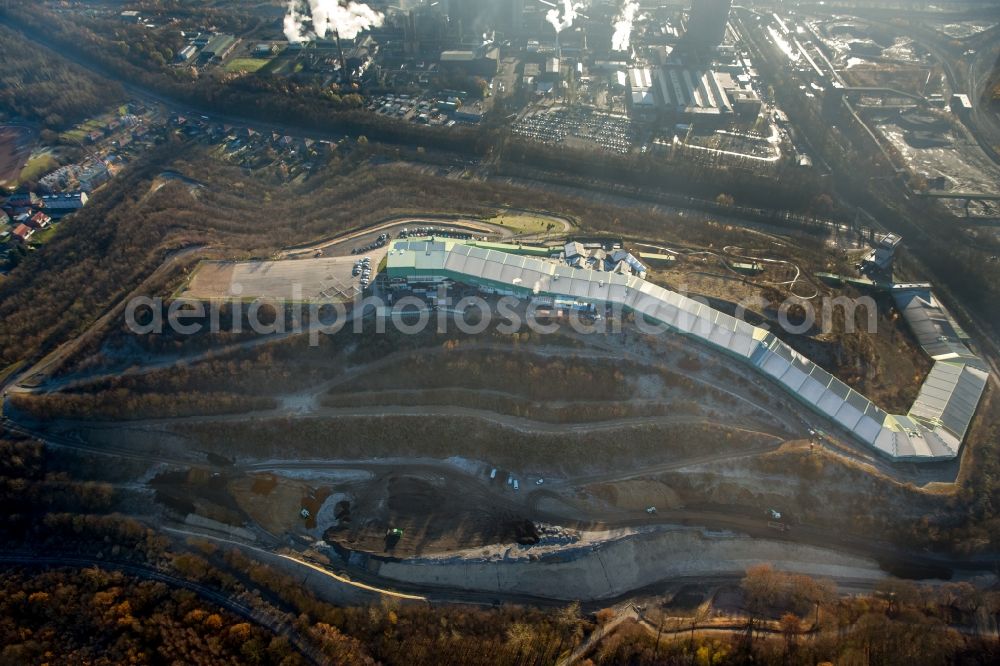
12, 224, 34, 243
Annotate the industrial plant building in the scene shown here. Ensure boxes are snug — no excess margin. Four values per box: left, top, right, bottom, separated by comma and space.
626, 60, 760, 123
684, 0, 733, 51
385, 239, 988, 461
439, 46, 500, 78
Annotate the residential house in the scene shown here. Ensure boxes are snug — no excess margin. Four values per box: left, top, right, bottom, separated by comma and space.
12, 224, 34, 243
26, 211, 51, 230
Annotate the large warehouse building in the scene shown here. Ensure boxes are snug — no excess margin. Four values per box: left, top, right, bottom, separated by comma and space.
386, 239, 989, 461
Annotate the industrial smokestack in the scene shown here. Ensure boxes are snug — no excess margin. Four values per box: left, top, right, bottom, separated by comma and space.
335, 30, 349, 85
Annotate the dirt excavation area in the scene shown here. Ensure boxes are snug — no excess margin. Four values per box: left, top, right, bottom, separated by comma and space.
157, 460, 893, 602
374, 528, 887, 601
225, 464, 550, 556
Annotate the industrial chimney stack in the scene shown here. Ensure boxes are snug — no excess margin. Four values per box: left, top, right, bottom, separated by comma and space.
335, 30, 350, 85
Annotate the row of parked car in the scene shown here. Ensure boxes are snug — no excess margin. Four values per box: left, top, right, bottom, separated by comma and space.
398, 227, 478, 240
352, 233, 390, 255
513, 109, 634, 154
353, 256, 372, 287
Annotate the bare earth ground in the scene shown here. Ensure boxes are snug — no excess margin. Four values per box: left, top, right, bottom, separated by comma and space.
178, 262, 234, 298
182, 256, 363, 301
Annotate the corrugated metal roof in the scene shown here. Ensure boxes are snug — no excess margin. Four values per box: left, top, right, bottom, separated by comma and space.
909, 362, 988, 440
384, 240, 989, 460
894, 288, 985, 369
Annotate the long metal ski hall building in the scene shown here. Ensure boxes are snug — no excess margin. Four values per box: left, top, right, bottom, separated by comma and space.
386, 239, 989, 462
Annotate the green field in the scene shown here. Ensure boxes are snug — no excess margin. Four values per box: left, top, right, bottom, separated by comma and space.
18, 153, 59, 183
59, 118, 105, 143
488, 211, 564, 235
29, 225, 59, 245
224, 58, 270, 73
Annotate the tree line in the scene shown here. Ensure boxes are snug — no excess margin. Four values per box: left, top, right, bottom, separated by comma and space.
0, 24, 124, 134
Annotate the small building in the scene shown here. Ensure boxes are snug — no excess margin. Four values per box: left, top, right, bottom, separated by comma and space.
26, 211, 50, 230
564, 241, 585, 259
638, 251, 677, 266
176, 44, 198, 63
254, 43, 278, 57
454, 104, 484, 123
864, 233, 902, 272
609, 249, 647, 277
12, 224, 34, 243
200, 34, 237, 63
611, 260, 633, 275
731, 261, 763, 276
950, 93, 972, 116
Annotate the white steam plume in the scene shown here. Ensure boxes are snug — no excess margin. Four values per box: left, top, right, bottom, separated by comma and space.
546, 0, 581, 34
284, 2, 309, 43
283, 0, 384, 43
612, 1, 639, 52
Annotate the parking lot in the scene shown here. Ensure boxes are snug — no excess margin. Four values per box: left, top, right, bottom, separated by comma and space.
513, 107, 635, 154
181, 217, 512, 303
181, 255, 374, 302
